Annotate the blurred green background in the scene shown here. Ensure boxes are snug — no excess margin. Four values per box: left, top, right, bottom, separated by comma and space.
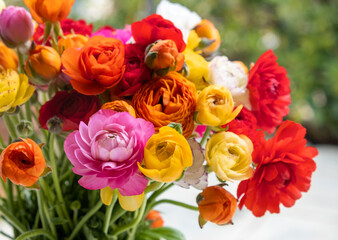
5, 0, 338, 144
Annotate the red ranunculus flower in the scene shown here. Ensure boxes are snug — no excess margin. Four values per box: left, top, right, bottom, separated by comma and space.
33, 19, 93, 45
237, 120, 318, 217
223, 107, 265, 149
118, 43, 151, 96
39, 90, 101, 131
131, 14, 186, 52
247, 50, 291, 133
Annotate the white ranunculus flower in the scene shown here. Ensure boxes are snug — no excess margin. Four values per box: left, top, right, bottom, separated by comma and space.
207, 56, 252, 109
156, 0, 201, 43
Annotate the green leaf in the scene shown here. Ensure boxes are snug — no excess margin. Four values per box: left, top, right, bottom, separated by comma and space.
137, 227, 185, 240
40, 165, 52, 177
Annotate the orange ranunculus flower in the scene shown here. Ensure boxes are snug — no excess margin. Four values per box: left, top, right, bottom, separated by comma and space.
24, 0, 75, 24
0, 138, 46, 187
62, 36, 125, 95
146, 210, 164, 228
132, 72, 196, 137
145, 39, 185, 75
101, 100, 136, 117
0, 41, 18, 71
25, 45, 61, 81
58, 34, 88, 53
198, 186, 237, 225
194, 19, 221, 57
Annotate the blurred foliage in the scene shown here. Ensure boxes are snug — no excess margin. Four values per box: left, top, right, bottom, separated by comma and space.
5, 0, 338, 143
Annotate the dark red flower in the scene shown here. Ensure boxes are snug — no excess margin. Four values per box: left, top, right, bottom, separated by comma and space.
39, 90, 101, 131
33, 19, 93, 45
131, 14, 185, 52
237, 120, 318, 217
247, 50, 291, 133
118, 43, 151, 96
223, 107, 265, 149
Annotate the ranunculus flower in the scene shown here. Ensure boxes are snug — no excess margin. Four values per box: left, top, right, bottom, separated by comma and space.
58, 34, 88, 53
247, 50, 291, 133
101, 100, 136, 117
184, 48, 209, 90
0, 41, 18, 71
64, 109, 155, 195
0, 138, 46, 187
205, 131, 254, 181
24, 0, 75, 23
237, 120, 318, 217
195, 85, 242, 126
62, 36, 125, 95
145, 39, 185, 75
33, 19, 93, 45
132, 72, 196, 138
223, 107, 265, 149
39, 90, 101, 131
0, 70, 35, 113
118, 43, 151, 97
156, 0, 202, 43
131, 14, 186, 53
0, 6, 34, 48
193, 19, 221, 57
92, 25, 132, 44
25, 45, 61, 82
198, 186, 237, 225
138, 126, 193, 182
146, 210, 164, 228
207, 56, 248, 97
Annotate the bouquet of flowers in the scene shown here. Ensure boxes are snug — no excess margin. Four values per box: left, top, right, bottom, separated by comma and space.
0, 0, 318, 239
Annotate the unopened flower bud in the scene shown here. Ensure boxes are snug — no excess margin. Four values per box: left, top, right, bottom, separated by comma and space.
16, 120, 34, 138
0, 6, 34, 48
145, 39, 185, 76
47, 116, 63, 134
25, 45, 61, 83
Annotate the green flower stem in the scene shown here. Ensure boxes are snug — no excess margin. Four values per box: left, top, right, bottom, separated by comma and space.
0, 206, 26, 233
145, 183, 173, 215
7, 181, 14, 214
33, 212, 40, 229
39, 190, 57, 237
15, 186, 23, 210
150, 199, 199, 211
25, 100, 32, 123
0, 230, 13, 239
3, 114, 18, 139
37, 190, 48, 231
15, 229, 56, 240
16, 50, 25, 73
109, 206, 126, 226
48, 133, 73, 229
111, 199, 147, 237
68, 201, 103, 240
200, 126, 212, 148
0, 132, 6, 147
103, 193, 118, 234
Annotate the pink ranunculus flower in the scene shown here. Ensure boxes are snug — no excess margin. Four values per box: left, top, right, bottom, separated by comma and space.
91, 25, 132, 44
0, 6, 34, 48
64, 109, 155, 196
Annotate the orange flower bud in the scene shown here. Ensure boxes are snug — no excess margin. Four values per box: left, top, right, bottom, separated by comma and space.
101, 100, 136, 118
24, 0, 75, 24
25, 45, 61, 81
146, 210, 164, 228
0, 138, 46, 187
198, 186, 237, 225
145, 39, 184, 76
0, 41, 18, 71
194, 19, 221, 57
58, 34, 88, 54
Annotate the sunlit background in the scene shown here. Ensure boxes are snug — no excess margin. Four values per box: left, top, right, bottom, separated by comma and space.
2, 0, 338, 239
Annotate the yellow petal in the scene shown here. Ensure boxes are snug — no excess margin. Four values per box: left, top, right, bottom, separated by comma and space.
118, 192, 144, 212
100, 186, 114, 205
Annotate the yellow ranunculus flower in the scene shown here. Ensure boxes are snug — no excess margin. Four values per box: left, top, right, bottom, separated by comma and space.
186, 30, 201, 51
195, 85, 242, 126
184, 48, 209, 90
205, 131, 253, 181
0, 70, 35, 113
138, 126, 193, 183
0, 41, 19, 71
